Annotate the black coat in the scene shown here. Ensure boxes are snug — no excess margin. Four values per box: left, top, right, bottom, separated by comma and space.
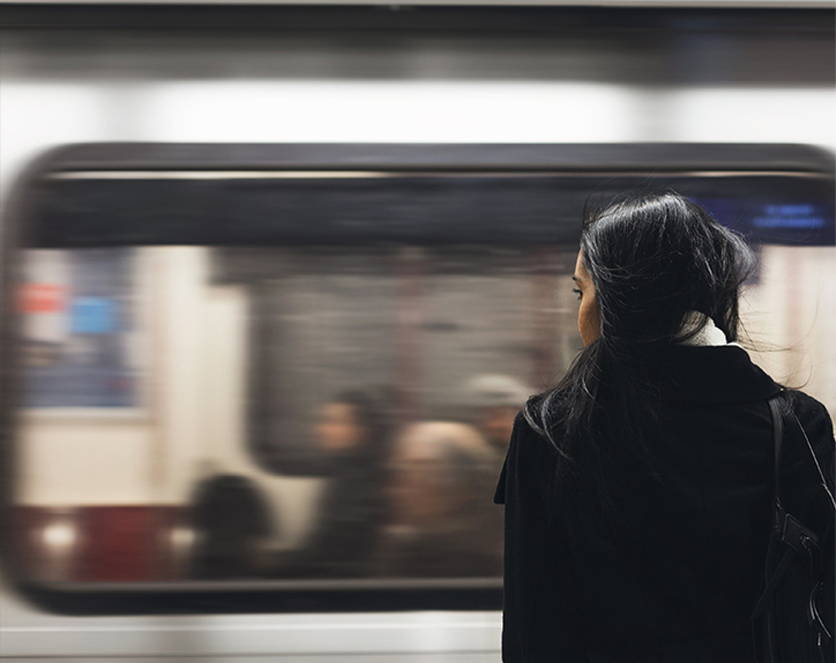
495, 345, 835, 663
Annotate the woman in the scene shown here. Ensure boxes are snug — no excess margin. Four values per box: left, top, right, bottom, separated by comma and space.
495, 193, 834, 662
282, 390, 391, 578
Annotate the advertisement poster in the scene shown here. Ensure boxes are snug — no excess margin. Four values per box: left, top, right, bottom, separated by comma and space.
20, 248, 139, 408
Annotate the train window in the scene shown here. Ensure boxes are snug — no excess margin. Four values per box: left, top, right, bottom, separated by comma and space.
3, 143, 834, 615
214, 246, 578, 475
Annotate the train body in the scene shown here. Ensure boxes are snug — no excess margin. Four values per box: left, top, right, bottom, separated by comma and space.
0, 3, 834, 661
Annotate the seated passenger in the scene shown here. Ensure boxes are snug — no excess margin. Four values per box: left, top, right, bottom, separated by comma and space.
189, 472, 274, 580
375, 421, 503, 578
464, 374, 532, 456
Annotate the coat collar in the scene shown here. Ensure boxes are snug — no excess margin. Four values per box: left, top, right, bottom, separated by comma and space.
655, 345, 781, 404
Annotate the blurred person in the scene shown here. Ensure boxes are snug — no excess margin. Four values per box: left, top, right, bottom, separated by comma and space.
465, 374, 532, 454
282, 390, 392, 578
377, 421, 502, 578
190, 472, 274, 580
496, 194, 834, 662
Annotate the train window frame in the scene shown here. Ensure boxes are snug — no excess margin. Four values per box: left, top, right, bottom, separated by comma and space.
1, 142, 833, 616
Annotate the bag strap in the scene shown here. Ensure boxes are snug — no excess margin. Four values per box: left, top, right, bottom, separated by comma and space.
750, 396, 788, 663
751, 393, 835, 663
769, 397, 784, 514
751, 396, 787, 623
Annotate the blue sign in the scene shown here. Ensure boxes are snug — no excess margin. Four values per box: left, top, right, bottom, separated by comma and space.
70, 297, 116, 334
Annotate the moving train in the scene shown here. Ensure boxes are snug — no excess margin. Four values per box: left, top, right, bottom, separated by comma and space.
1, 2, 834, 660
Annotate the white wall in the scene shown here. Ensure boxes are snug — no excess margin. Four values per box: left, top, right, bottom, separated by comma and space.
744, 245, 836, 419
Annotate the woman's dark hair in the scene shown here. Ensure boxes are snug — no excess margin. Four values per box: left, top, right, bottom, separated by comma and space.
524, 193, 756, 530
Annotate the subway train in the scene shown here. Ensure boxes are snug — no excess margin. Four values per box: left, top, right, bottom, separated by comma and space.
1, 2, 835, 661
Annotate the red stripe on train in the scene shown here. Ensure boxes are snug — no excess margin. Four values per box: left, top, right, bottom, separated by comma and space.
14, 505, 186, 582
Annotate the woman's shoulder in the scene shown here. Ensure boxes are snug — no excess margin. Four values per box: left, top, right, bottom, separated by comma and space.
510, 409, 557, 452
782, 389, 835, 461
493, 410, 559, 505
781, 389, 833, 442
514, 410, 561, 467
784, 389, 833, 445
784, 389, 833, 420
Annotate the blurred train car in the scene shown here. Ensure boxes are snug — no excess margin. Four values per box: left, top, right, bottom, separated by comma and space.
0, 2, 834, 661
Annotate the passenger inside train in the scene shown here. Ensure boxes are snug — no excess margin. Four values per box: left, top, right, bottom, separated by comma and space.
272, 390, 393, 578
377, 421, 502, 578
464, 373, 533, 456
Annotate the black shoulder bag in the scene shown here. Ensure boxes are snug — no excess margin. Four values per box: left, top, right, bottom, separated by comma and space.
751, 395, 835, 663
